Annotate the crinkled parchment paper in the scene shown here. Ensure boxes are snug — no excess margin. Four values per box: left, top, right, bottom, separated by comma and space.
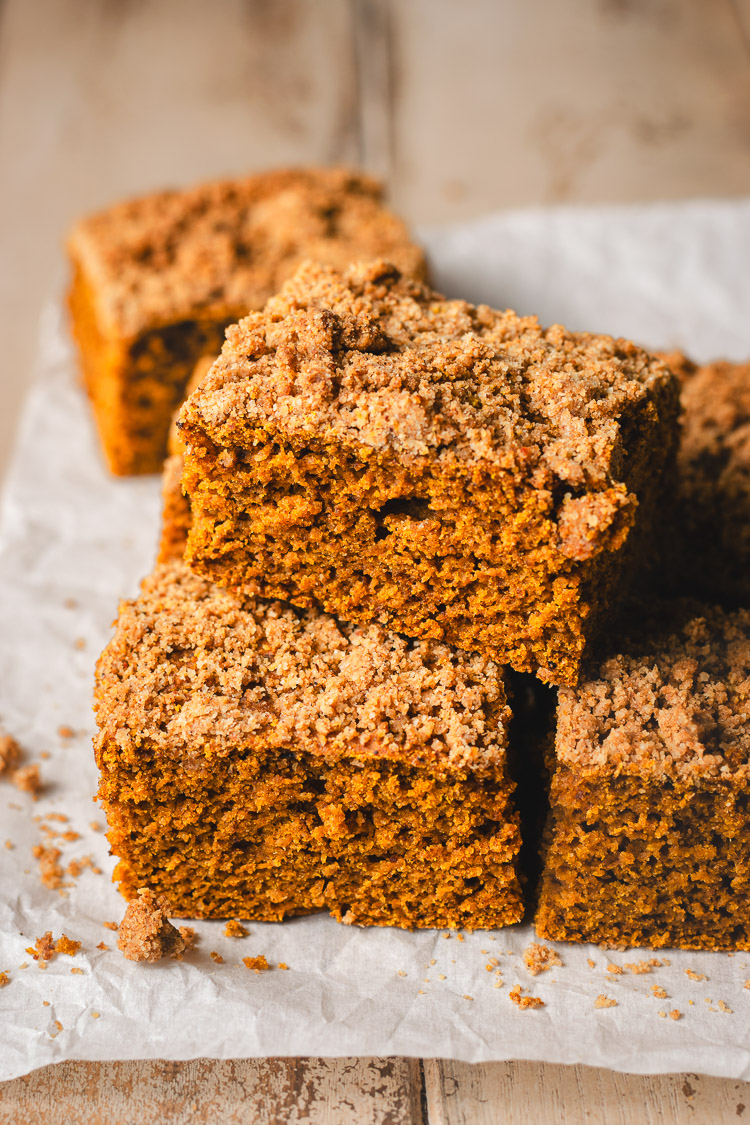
2, 199, 750, 1081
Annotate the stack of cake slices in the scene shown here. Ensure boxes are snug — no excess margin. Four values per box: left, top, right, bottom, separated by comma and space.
71, 167, 750, 949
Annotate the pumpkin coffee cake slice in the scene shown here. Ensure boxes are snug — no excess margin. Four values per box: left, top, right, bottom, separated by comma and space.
179, 259, 679, 686
536, 605, 750, 950
68, 168, 426, 476
94, 560, 523, 930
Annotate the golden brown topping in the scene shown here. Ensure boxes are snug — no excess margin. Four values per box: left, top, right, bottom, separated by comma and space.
557, 607, 750, 777
116, 889, 185, 963
182, 259, 674, 487
94, 560, 509, 772
68, 169, 425, 339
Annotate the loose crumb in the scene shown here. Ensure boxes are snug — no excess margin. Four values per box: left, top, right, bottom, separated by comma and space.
117, 889, 185, 963
485, 958, 499, 971
456, 934, 465, 943
669, 1009, 682, 1020
509, 984, 545, 1009
103, 921, 119, 932
210, 951, 224, 964
91, 1011, 100, 1019
89, 822, 102, 832
55, 935, 81, 956
523, 943, 562, 976
32, 844, 63, 890
0, 972, 9, 987
685, 969, 707, 982
44, 813, 68, 823
4, 840, 13, 850
96, 943, 109, 951
12, 764, 42, 797
178, 926, 197, 950
594, 995, 617, 1009
606, 963, 623, 975
28, 932, 56, 962
652, 985, 669, 999
74, 638, 86, 651
658, 1010, 667, 1019
57, 726, 75, 739
70, 967, 84, 975
623, 960, 659, 975
243, 955, 270, 973
224, 920, 249, 938
463, 994, 473, 1001
587, 958, 595, 969
278, 962, 289, 970
0, 734, 22, 775
718, 1000, 733, 1013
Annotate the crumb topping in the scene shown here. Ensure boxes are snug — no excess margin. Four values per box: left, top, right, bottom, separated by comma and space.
181, 258, 675, 485
117, 889, 185, 963
94, 560, 509, 771
557, 607, 750, 777
68, 169, 425, 338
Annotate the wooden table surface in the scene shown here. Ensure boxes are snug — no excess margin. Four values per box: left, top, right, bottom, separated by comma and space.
2, 1, 750, 1120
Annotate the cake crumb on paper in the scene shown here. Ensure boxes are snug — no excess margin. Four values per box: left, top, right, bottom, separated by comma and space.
32, 844, 63, 890
103, 921, 119, 932
652, 985, 668, 999
0, 972, 9, 988
685, 969, 707, 982
13, 764, 42, 797
71, 967, 84, 975
594, 995, 617, 1009
57, 726, 75, 739
669, 1009, 682, 1020
55, 935, 81, 957
718, 1000, 733, 1013
225, 920, 249, 938
509, 984, 544, 1009
523, 943, 561, 976
0, 734, 22, 775
210, 952, 224, 964
117, 889, 185, 963
177, 926, 197, 954
243, 955, 270, 973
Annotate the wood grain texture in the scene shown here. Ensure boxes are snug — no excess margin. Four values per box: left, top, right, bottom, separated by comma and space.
388, 0, 750, 222
424, 1060, 750, 1125
0, 1057, 425, 1125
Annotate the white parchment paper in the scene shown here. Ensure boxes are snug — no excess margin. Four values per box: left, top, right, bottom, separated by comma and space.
2, 199, 750, 1082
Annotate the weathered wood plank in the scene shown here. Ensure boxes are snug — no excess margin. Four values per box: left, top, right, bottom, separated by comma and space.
0, 1057, 425, 1125
0, 0, 358, 485
424, 1060, 750, 1125
388, 0, 750, 222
